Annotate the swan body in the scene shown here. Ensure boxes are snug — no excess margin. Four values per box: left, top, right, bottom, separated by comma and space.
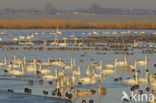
102, 68, 115, 75
42, 69, 58, 80
136, 56, 147, 66
124, 72, 138, 85
39, 64, 51, 75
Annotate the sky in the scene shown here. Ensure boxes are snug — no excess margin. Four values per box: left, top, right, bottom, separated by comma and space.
0, 0, 156, 10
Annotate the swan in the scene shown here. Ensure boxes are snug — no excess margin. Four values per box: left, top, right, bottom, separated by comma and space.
9, 64, 24, 76
42, 68, 58, 80
58, 69, 65, 77
85, 64, 91, 77
64, 57, 73, 70
0, 37, 2, 41
0, 56, 7, 66
72, 65, 80, 76
38, 64, 51, 75
134, 40, 139, 47
102, 68, 115, 75
74, 37, 83, 46
129, 60, 137, 70
40, 58, 51, 66
58, 38, 67, 47
51, 57, 65, 67
116, 56, 127, 66
105, 58, 117, 69
19, 34, 25, 40
69, 32, 75, 38
56, 27, 62, 35
95, 58, 102, 70
12, 37, 18, 41
79, 74, 96, 84
51, 36, 58, 46
138, 72, 149, 84
149, 73, 155, 83
112, 31, 118, 35
92, 70, 102, 79
92, 29, 98, 35
124, 72, 138, 85
136, 56, 147, 66
26, 58, 37, 74
13, 55, 22, 64
90, 58, 98, 67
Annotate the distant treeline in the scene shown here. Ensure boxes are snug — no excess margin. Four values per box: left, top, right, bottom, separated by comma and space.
0, 18, 156, 29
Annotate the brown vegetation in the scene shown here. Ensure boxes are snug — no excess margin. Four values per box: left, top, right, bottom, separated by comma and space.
0, 18, 156, 29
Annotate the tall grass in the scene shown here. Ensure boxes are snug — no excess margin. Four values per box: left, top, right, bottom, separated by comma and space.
0, 18, 156, 29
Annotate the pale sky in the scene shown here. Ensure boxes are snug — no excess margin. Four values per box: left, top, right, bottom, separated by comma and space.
0, 0, 156, 10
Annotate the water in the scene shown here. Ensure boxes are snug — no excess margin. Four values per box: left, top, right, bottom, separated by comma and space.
0, 29, 155, 103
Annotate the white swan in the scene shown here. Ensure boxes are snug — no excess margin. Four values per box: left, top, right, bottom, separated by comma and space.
58, 38, 67, 47
0, 56, 7, 66
116, 56, 127, 66
134, 40, 139, 47
102, 68, 115, 75
138, 72, 149, 84
95, 58, 102, 70
105, 58, 117, 69
79, 74, 96, 84
92, 29, 98, 35
9, 64, 24, 76
72, 65, 80, 76
124, 72, 138, 85
85, 64, 91, 77
42, 68, 58, 80
39, 64, 51, 75
136, 56, 147, 66
56, 27, 62, 35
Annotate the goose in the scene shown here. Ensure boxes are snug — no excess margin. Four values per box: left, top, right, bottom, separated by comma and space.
138, 72, 149, 84
9, 64, 24, 76
58, 38, 67, 47
38, 64, 51, 75
75, 88, 93, 98
136, 56, 147, 66
42, 68, 58, 80
105, 58, 118, 69
0, 56, 7, 66
85, 64, 91, 77
124, 72, 138, 85
72, 65, 80, 76
116, 56, 127, 66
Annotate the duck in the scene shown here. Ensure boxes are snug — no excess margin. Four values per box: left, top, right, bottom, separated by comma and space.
124, 72, 138, 85
98, 80, 107, 95
75, 88, 93, 98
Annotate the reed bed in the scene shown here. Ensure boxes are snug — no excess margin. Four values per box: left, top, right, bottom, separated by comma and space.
0, 18, 156, 29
